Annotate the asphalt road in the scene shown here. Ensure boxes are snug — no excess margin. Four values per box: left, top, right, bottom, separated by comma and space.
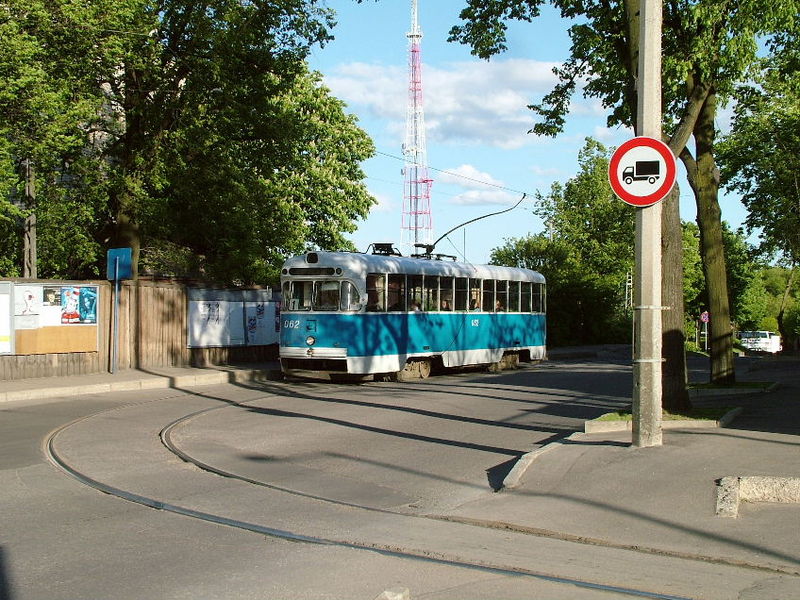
0, 358, 724, 600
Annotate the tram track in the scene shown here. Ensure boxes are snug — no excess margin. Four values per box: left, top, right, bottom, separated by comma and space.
41, 392, 793, 599
43, 401, 708, 600
159, 402, 799, 579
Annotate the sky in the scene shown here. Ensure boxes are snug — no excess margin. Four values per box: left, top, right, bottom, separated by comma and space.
308, 0, 747, 264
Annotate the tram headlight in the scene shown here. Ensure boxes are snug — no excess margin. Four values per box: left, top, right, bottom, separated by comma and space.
306, 336, 316, 346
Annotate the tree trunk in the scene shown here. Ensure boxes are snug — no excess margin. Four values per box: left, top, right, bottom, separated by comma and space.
22, 158, 37, 278
776, 265, 795, 350
661, 184, 691, 410
690, 91, 735, 384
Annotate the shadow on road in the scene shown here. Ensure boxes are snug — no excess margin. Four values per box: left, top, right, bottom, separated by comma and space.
0, 546, 13, 600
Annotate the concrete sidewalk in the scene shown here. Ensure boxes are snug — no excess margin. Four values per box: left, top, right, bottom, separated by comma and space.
450, 356, 800, 575
0, 344, 613, 404
0, 362, 284, 404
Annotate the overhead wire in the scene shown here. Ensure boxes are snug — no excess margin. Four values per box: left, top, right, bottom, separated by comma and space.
374, 150, 536, 197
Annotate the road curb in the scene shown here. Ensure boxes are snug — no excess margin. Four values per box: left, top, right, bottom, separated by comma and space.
583, 407, 744, 433
502, 432, 583, 490
0, 367, 283, 404
504, 407, 745, 490
715, 476, 800, 517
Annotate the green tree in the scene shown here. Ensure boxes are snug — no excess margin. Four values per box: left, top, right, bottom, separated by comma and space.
534, 139, 634, 280
449, 0, 799, 387
717, 41, 800, 344
0, 0, 375, 283
0, 0, 115, 276
491, 234, 629, 346
492, 138, 634, 346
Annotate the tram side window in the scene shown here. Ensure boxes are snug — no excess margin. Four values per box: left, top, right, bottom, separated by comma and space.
387, 274, 406, 311
286, 281, 313, 311
454, 278, 468, 311
424, 276, 440, 311
482, 280, 494, 313
313, 281, 340, 311
495, 280, 507, 311
541, 283, 547, 313
532, 282, 544, 313
366, 273, 385, 312
469, 279, 482, 310
440, 277, 453, 311
340, 281, 361, 311
408, 275, 423, 311
508, 281, 520, 312
521, 282, 532, 313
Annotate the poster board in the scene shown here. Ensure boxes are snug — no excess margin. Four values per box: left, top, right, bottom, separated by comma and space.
12, 284, 99, 354
187, 288, 276, 348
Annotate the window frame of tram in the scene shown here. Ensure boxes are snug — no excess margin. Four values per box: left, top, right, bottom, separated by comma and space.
407, 275, 424, 311
387, 274, 406, 311
469, 279, 481, 310
440, 277, 454, 311
508, 280, 520, 312
482, 280, 494, 313
423, 275, 439, 311
340, 272, 543, 314
455, 277, 468, 311
340, 281, 361, 311
284, 281, 313, 311
366, 273, 386, 312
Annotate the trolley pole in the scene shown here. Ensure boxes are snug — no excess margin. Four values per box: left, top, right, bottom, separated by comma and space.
632, 0, 663, 447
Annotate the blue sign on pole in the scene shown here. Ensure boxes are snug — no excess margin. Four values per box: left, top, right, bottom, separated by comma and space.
106, 248, 133, 281
106, 247, 132, 374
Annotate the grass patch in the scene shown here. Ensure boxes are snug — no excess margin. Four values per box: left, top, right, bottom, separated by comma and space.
595, 407, 735, 422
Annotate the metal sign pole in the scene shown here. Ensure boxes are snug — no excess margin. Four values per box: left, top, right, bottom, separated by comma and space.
632, 0, 663, 447
112, 257, 119, 374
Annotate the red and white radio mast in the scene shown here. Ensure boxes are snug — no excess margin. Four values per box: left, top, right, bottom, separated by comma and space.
400, 0, 433, 254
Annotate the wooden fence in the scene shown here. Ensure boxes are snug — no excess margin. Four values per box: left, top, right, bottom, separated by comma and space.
0, 279, 278, 381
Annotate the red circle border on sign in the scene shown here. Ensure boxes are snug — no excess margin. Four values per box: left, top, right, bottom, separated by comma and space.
608, 137, 677, 207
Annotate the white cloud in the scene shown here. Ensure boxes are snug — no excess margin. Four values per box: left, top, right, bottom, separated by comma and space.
530, 164, 561, 177
434, 164, 523, 207
450, 189, 519, 206
367, 190, 396, 213
322, 57, 575, 149
436, 164, 504, 189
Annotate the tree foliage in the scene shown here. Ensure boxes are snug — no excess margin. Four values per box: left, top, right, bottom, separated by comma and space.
0, 0, 375, 284
491, 138, 633, 346
718, 48, 800, 264
449, 0, 799, 383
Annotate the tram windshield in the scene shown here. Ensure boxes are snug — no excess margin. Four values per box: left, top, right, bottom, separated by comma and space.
283, 280, 361, 311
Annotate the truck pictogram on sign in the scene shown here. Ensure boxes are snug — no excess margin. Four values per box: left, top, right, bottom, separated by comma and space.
622, 160, 660, 185
608, 137, 677, 207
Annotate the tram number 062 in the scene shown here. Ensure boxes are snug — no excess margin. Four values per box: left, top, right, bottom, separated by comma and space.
282, 319, 301, 329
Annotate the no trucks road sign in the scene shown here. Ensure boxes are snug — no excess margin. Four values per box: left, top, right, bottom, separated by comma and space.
609, 137, 677, 207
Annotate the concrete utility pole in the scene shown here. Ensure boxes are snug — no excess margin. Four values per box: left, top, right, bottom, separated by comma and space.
632, 0, 663, 447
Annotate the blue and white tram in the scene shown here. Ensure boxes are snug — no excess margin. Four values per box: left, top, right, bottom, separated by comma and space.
279, 250, 546, 379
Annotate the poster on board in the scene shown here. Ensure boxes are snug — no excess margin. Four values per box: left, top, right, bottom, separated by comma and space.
13, 284, 42, 330
187, 300, 246, 347
244, 301, 278, 346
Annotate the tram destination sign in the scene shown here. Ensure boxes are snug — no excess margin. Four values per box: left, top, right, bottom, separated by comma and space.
609, 137, 677, 207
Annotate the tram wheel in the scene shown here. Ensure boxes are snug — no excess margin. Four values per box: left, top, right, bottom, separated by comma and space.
416, 358, 432, 379
396, 358, 432, 381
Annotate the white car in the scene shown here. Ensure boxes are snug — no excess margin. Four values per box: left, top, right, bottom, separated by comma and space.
738, 330, 782, 353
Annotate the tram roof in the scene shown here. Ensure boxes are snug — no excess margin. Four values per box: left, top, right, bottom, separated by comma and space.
281, 251, 545, 283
